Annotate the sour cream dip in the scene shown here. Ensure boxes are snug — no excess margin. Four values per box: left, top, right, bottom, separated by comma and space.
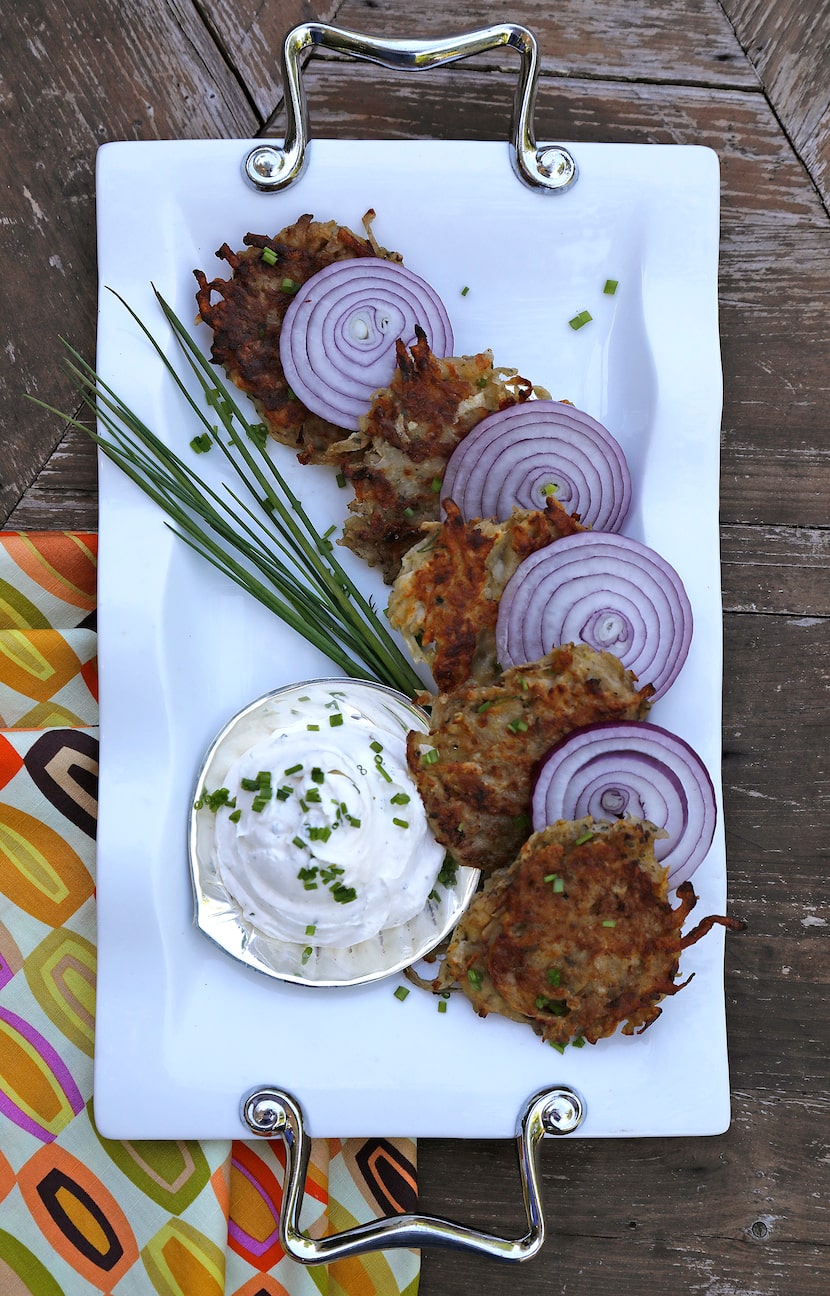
203, 681, 445, 948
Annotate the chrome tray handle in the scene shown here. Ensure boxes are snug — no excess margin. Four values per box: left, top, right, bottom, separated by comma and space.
240, 1084, 585, 1263
244, 22, 577, 196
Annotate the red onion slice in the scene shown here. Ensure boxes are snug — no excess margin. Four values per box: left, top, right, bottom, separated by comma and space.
279, 258, 453, 430
441, 400, 631, 531
531, 721, 717, 888
495, 532, 693, 700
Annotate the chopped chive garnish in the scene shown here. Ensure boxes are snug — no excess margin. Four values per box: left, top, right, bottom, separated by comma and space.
461, 285, 470, 296
329, 713, 344, 727
508, 718, 528, 733
196, 786, 236, 812
541, 482, 558, 496
301, 946, 313, 963
285, 764, 303, 776
374, 755, 392, 782
303, 881, 318, 890
546, 967, 562, 986
261, 246, 278, 265
550, 1041, 567, 1054
240, 777, 260, 792
390, 792, 410, 806
307, 825, 331, 842
476, 700, 494, 713
602, 919, 617, 928
370, 741, 383, 753
276, 785, 292, 800
394, 986, 410, 1002
603, 278, 619, 295
431, 476, 442, 493
336, 472, 347, 488
228, 808, 242, 823
553, 877, 566, 894
251, 794, 270, 812
572, 1036, 586, 1049
311, 767, 324, 783
281, 277, 299, 294
292, 836, 307, 850
467, 968, 484, 989
305, 924, 316, 936
569, 309, 593, 330
404, 506, 415, 518
575, 830, 595, 845
189, 432, 212, 454
346, 815, 361, 828
331, 883, 357, 904
307, 723, 320, 731
305, 788, 321, 803
421, 748, 439, 765
438, 999, 448, 1013
392, 818, 409, 829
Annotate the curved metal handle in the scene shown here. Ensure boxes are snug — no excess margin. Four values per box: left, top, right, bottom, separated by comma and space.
240, 1084, 585, 1263
244, 22, 577, 195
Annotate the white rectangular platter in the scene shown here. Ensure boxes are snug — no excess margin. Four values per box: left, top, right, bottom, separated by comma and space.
92, 137, 726, 1140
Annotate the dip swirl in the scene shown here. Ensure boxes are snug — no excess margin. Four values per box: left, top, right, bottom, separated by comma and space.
210, 683, 445, 947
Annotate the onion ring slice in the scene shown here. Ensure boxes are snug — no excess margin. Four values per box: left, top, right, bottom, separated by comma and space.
441, 400, 631, 531
531, 721, 717, 888
495, 531, 693, 700
279, 258, 453, 430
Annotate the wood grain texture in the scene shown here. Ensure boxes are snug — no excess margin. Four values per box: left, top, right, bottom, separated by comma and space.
198, 0, 341, 118
326, 0, 760, 87
722, 0, 830, 206
0, 0, 259, 526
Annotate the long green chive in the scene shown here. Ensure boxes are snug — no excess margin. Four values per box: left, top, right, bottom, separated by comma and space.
38, 291, 425, 700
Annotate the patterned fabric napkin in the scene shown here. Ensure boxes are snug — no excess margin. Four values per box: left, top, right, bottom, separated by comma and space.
0, 531, 419, 1296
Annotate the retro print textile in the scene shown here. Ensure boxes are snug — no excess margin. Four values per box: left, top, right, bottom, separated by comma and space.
0, 531, 419, 1296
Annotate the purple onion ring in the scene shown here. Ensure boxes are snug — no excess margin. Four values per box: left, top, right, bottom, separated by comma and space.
495, 531, 693, 700
531, 721, 717, 888
279, 258, 453, 430
441, 400, 631, 531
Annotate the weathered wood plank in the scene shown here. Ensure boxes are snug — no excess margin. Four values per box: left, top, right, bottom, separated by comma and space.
325, 0, 760, 89
0, 0, 259, 527
721, 0, 830, 207
198, 0, 340, 119
721, 524, 830, 614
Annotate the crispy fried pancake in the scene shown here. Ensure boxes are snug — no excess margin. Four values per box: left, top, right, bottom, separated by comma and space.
331, 329, 534, 582
407, 645, 653, 875
388, 498, 585, 691
436, 817, 687, 1044
194, 213, 399, 464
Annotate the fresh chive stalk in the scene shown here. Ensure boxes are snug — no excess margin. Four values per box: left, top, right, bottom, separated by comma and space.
35, 289, 424, 698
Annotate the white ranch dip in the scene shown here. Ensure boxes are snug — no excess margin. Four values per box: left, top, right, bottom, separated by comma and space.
209, 683, 445, 947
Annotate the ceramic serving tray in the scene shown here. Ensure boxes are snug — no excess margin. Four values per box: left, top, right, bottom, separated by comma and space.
92, 133, 726, 1141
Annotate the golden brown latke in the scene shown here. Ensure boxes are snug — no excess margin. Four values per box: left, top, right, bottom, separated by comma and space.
194, 212, 399, 464
432, 816, 742, 1047
388, 497, 585, 691
330, 328, 534, 582
406, 644, 654, 876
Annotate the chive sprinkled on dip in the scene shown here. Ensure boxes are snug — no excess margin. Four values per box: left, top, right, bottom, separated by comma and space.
207, 682, 445, 948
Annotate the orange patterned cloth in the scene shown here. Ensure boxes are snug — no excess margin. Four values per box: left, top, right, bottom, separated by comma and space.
0, 532, 419, 1295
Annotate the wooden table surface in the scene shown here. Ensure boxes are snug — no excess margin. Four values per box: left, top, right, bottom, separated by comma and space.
4, 2, 829, 1292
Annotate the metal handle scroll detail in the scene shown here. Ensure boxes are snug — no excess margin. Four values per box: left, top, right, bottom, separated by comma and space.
244, 23, 577, 195
240, 1084, 585, 1263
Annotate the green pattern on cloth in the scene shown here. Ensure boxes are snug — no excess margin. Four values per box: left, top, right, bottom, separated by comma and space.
0, 531, 419, 1295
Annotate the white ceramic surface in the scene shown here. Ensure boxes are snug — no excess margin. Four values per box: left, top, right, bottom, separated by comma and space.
92, 137, 726, 1140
